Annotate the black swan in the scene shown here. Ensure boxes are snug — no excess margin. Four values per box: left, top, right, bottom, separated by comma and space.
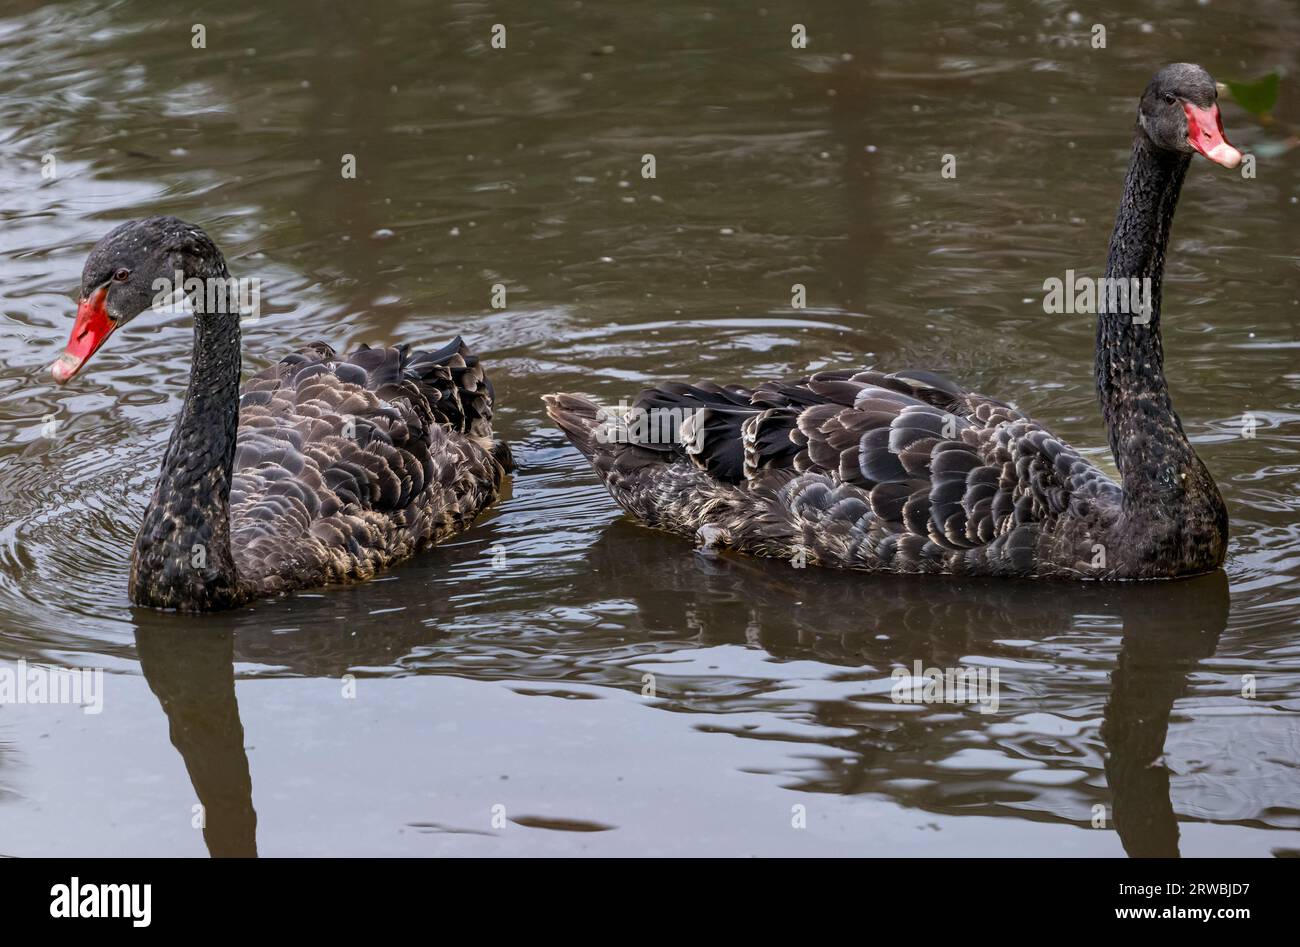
49, 216, 510, 611
545, 63, 1242, 580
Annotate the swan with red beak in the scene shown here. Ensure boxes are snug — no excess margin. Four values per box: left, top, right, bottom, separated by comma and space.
1135, 62, 1243, 171
48, 216, 207, 385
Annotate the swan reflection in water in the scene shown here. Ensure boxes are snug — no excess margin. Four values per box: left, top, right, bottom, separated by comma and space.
131, 518, 1228, 858
134, 622, 257, 858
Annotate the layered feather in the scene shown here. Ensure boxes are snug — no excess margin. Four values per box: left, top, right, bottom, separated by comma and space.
228, 337, 507, 598
545, 367, 1126, 578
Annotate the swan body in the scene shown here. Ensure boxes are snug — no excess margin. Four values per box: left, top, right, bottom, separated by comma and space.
545, 63, 1239, 581
134, 337, 507, 609
545, 370, 1223, 580
51, 217, 509, 611
221, 341, 504, 602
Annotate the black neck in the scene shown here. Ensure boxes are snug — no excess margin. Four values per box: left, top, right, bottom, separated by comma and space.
1096, 134, 1198, 510
131, 257, 243, 610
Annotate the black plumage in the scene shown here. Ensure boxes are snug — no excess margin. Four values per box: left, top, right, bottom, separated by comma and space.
50, 216, 509, 611
545, 64, 1237, 581
225, 339, 506, 602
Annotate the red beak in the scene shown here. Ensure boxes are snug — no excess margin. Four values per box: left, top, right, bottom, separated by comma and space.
49, 286, 116, 384
1184, 102, 1241, 168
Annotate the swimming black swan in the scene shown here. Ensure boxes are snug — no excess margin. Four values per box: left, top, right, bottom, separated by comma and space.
545, 63, 1242, 580
49, 216, 510, 611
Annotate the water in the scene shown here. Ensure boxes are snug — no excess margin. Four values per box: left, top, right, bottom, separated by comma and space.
0, 0, 1297, 856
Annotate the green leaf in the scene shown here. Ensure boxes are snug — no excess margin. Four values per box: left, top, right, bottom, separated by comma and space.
1226, 72, 1281, 117
1250, 138, 1298, 159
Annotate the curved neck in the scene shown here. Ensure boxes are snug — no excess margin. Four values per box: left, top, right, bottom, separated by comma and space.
1096, 134, 1197, 508
131, 254, 244, 610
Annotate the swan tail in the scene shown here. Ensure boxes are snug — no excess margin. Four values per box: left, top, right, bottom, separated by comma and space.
402, 336, 495, 438
309, 336, 494, 438
543, 393, 610, 461
543, 391, 714, 523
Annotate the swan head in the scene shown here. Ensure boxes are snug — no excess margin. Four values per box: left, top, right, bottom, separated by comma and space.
50, 216, 226, 383
1137, 63, 1241, 169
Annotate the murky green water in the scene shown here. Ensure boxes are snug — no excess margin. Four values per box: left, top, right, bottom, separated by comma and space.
0, 0, 1297, 856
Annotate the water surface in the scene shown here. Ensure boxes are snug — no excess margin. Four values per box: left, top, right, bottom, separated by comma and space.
0, 0, 1298, 856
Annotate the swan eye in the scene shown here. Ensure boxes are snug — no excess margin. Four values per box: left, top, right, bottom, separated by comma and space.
113, 268, 131, 282
1163, 92, 1177, 105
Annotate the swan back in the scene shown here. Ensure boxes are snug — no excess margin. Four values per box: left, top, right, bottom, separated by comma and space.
229, 337, 506, 597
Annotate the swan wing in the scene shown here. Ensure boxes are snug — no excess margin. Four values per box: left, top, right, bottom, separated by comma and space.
228, 339, 504, 593
546, 368, 1119, 574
